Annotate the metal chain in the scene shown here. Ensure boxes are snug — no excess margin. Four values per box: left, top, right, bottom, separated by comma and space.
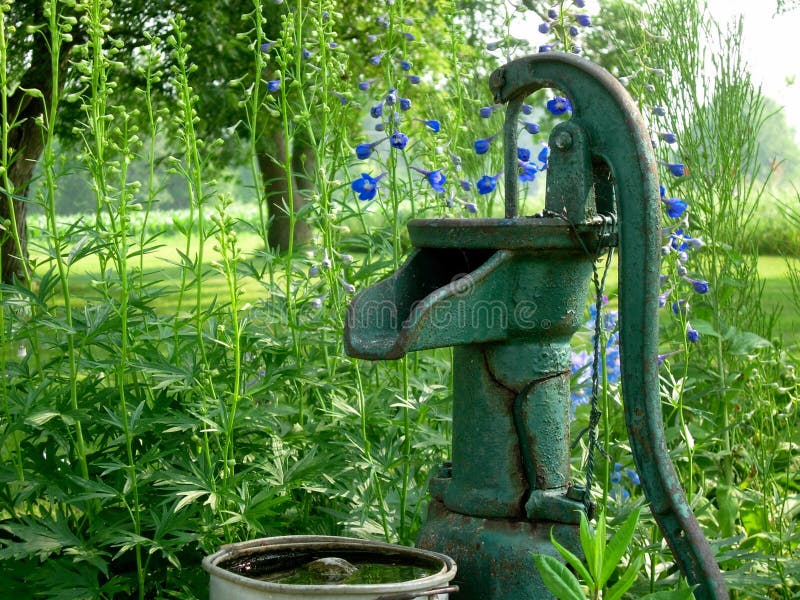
583, 244, 614, 514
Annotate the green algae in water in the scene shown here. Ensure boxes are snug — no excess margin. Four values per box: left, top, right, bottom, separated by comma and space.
259, 561, 432, 585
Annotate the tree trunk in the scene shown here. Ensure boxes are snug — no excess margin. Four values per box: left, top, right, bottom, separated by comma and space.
257, 129, 313, 253
1, 25, 75, 285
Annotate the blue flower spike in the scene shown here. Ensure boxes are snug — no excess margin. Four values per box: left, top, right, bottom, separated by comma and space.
411, 167, 447, 193
351, 172, 387, 201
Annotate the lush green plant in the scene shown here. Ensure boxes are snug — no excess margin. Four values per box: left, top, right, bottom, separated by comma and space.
0, 0, 797, 599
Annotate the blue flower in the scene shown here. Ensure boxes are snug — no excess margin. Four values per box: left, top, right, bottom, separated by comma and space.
367, 34, 378, 43
460, 179, 472, 191
521, 104, 533, 115
577, 14, 591, 26
659, 131, 678, 144
518, 147, 531, 162
267, 79, 281, 92
412, 166, 447, 193
332, 91, 348, 105
260, 41, 274, 52
399, 97, 412, 111
474, 134, 497, 155
662, 197, 687, 218
611, 463, 623, 484
687, 322, 700, 343
302, 48, 312, 59
406, 74, 421, 84
477, 173, 500, 194
399, 59, 412, 71
523, 121, 541, 135
672, 298, 689, 316
358, 80, 373, 91
575, 0, 585, 6
660, 161, 687, 177
415, 118, 440, 132
328, 42, 338, 49
465, 201, 478, 214
538, 22, 550, 34
351, 172, 386, 201
385, 89, 397, 105
375, 123, 384, 132
547, 8, 558, 18
546, 96, 572, 116
686, 278, 709, 294
519, 161, 537, 182
569, 25, 579, 37
355, 138, 386, 159
538, 145, 550, 165
480, 105, 495, 118
653, 106, 667, 117
390, 131, 408, 150
539, 44, 554, 53
369, 51, 386, 66
370, 102, 384, 119
403, 32, 415, 41
626, 469, 641, 486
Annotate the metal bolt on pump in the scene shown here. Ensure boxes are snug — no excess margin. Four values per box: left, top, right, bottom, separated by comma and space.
344, 52, 727, 600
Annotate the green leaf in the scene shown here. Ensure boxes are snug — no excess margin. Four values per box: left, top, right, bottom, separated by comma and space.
550, 527, 593, 586
579, 511, 597, 580
532, 554, 586, 600
605, 553, 644, 600
599, 507, 642, 587
640, 588, 697, 600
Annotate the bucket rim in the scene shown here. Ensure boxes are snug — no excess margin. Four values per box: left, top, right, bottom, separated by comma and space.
202, 535, 457, 596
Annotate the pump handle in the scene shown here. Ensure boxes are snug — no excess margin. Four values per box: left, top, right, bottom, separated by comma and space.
489, 53, 726, 600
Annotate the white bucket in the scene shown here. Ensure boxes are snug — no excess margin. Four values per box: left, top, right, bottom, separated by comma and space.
202, 535, 458, 600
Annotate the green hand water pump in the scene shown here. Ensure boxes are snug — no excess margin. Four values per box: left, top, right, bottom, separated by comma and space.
344, 52, 727, 600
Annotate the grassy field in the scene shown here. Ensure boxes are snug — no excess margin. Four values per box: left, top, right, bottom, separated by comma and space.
37, 232, 800, 344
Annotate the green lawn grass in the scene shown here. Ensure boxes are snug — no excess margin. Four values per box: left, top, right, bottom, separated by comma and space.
33, 233, 798, 343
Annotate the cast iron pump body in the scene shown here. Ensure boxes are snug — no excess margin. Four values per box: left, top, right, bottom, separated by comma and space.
344, 52, 727, 600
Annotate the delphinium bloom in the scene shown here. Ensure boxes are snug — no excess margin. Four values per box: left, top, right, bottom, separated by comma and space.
474, 133, 498, 155
519, 161, 537, 182
662, 196, 687, 219
523, 121, 541, 135
686, 322, 700, 343
406, 74, 421, 84
351, 172, 386, 201
480, 104, 501, 118
390, 131, 408, 150
659, 131, 678, 144
415, 118, 440, 132
518, 147, 531, 162
477, 173, 500, 195
610, 462, 641, 501
546, 96, 572, 116
659, 160, 687, 177
411, 166, 447, 193
355, 138, 386, 160
267, 79, 281, 92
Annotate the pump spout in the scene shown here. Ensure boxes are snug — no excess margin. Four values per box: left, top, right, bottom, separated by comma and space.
344, 248, 509, 360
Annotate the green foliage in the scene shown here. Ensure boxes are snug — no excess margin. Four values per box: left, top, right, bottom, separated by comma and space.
0, 0, 798, 599
534, 508, 698, 600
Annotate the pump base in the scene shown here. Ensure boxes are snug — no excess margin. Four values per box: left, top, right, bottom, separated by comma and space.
417, 499, 581, 600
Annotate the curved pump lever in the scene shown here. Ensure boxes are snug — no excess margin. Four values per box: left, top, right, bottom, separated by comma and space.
489, 53, 727, 600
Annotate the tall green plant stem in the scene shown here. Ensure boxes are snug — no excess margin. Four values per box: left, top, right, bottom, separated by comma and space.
110, 114, 145, 600
41, 0, 90, 490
